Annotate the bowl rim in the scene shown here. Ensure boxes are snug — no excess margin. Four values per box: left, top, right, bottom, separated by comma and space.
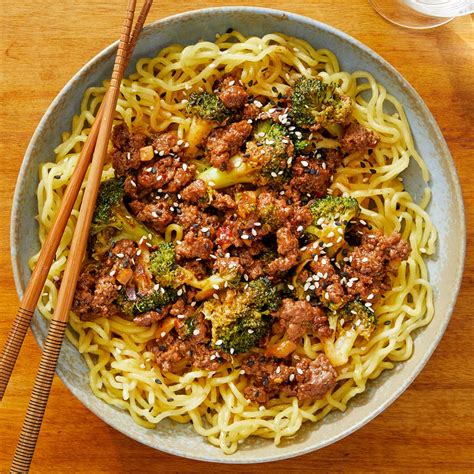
10, 6, 466, 464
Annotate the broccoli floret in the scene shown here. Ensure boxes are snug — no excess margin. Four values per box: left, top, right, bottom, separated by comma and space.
184, 92, 231, 159
321, 299, 377, 366
291, 77, 352, 129
202, 277, 281, 354
306, 195, 360, 255
219, 313, 272, 354
90, 178, 161, 256
186, 91, 230, 122
116, 287, 176, 317
149, 241, 241, 297
197, 120, 292, 189
149, 242, 179, 288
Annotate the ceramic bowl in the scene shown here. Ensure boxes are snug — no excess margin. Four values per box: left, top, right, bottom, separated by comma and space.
10, 7, 466, 463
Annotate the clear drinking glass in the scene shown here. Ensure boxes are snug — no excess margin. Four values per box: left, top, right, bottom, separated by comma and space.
370, 0, 474, 29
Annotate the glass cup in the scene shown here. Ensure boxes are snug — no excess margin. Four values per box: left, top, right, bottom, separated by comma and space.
369, 0, 474, 29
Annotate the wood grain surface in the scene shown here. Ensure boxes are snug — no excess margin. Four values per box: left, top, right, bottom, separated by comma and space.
0, 1, 472, 472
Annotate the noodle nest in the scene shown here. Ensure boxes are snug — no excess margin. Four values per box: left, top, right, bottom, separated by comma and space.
31, 31, 436, 454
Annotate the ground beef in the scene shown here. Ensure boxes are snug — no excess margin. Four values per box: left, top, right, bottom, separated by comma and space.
237, 247, 265, 280
276, 227, 299, 256
242, 103, 260, 120
273, 299, 331, 341
294, 355, 338, 401
129, 199, 174, 233
290, 155, 333, 196
136, 156, 195, 193
73, 240, 137, 320
123, 175, 140, 199
211, 191, 236, 211
309, 256, 348, 308
175, 230, 214, 260
181, 179, 208, 205
256, 191, 312, 233
266, 254, 299, 280
110, 124, 147, 176
340, 122, 379, 154
183, 260, 208, 280
175, 204, 220, 232
205, 120, 252, 170
344, 229, 410, 299
217, 76, 248, 109
152, 131, 180, 156
133, 310, 165, 327
151, 321, 229, 373
241, 353, 337, 404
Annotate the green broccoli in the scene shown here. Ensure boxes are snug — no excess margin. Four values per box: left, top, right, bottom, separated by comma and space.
202, 277, 281, 354
186, 91, 230, 122
184, 91, 230, 159
306, 195, 360, 255
149, 241, 241, 297
90, 178, 161, 256
115, 286, 176, 317
290, 77, 352, 130
322, 299, 377, 366
197, 120, 293, 189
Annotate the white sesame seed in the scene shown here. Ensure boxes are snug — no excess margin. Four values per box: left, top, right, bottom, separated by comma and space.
362, 257, 369, 263
109, 269, 116, 277
297, 225, 304, 232
216, 339, 223, 346
248, 329, 254, 334
259, 405, 265, 411
241, 234, 249, 240
213, 293, 219, 300
177, 314, 185, 319
301, 160, 308, 167
160, 331, 166, 337
289, 374, 295, 382
193, 329, 200, 336
212, 284, 220, 290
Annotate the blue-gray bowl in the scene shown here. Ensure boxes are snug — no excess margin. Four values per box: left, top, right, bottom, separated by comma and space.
10, 7, 465, 463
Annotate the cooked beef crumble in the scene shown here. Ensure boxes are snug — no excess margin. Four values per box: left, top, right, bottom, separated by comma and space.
73, 72, 411, 405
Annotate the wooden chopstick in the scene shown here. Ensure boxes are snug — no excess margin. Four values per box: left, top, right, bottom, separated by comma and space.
0, 0, 153, 403
9, 1, 151, 471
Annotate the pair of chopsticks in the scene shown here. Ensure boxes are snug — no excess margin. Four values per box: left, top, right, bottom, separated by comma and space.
2, 1, 153, 471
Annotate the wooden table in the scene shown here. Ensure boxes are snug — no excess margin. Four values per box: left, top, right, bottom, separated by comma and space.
1, 1, 472, 472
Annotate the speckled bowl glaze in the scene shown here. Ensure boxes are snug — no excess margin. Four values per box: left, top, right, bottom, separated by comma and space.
10, 7, 465, 463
